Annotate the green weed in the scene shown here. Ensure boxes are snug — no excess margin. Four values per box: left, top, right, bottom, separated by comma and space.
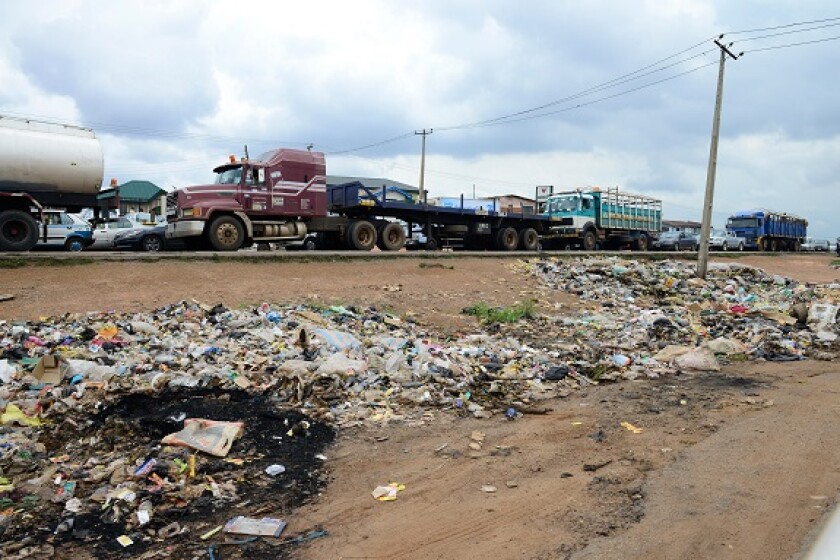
463, 300, 536, 324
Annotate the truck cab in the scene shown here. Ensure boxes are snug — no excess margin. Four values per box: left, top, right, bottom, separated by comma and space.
166, 149, 325, 250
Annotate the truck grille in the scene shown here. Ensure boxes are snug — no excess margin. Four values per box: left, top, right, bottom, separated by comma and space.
165, 192, 178, 219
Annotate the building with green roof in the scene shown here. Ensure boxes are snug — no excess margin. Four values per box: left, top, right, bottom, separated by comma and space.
97, 180, 167, 217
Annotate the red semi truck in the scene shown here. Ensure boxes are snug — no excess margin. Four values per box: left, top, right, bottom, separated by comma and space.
165, 148, 559, 251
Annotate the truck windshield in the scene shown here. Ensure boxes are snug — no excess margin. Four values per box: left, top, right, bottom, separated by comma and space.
215, 166, 243, 185
728, 218, 757, 228
549, 196, 579, 213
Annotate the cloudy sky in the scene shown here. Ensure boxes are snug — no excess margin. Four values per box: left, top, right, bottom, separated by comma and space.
1, 1, 839, 237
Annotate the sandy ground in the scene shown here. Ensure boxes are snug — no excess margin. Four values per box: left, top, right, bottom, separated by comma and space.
0, 253, 838, 559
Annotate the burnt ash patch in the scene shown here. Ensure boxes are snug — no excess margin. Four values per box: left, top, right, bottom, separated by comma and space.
9, 389, 334, 559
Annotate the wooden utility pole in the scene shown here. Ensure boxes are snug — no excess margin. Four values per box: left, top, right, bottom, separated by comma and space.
697, 38, 740, 279
415, 129, 433, 204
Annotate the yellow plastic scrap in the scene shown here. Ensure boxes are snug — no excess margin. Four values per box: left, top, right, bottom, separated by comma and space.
372, 482, 406, 501
98, 325, 119, 340
200, 525, 223, 540
1, 404, 42, 427
621, 421, 643, 434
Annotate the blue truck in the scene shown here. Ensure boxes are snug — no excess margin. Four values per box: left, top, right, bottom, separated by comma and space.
726, 209, 807, 251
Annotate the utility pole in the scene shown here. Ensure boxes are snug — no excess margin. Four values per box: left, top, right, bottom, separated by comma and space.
697, 37, 741, 279
415, 129, 433, 204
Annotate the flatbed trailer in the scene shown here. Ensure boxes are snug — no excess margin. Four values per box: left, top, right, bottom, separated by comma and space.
320, 182, 556, 251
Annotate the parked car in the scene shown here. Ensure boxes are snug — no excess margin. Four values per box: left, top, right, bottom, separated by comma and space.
113, 224, 176, 252
35, 210, 93, 251
708, 229, 746, 251
283, 234, 318, 251
91, 216, 154, 249
801, 237, 831, 252
653, 231, 698, 251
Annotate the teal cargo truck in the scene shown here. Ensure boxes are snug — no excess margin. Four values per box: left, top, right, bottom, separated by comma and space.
541, 187, 662, 250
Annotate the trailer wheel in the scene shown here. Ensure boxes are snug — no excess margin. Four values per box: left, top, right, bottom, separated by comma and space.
0, 210, 39, 252
347, 220, 377, 251
582, 230, 597, 251
207, 215, 245, 251
376, 222, 406, 251
635, 233, 650, 252
424, 237, 439, 251
518, 228, 539, 251
495, 227, 518, 251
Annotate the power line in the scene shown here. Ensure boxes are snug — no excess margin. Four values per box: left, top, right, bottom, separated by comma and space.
724, 16, 840, 36
322, 132, 414, 155
437, 40, 718, 131
461, 60, 719, 129
741, 33, 840, 53
732, 20, 840, 43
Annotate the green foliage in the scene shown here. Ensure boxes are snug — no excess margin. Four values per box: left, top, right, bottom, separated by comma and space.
463, 300, 536, 324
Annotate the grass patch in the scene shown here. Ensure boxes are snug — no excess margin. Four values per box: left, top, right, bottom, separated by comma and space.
832, 259, 840, 267
463, 300, 536, 324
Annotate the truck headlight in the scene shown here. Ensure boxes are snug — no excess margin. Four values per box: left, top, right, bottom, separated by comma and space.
182, 208, 200, 217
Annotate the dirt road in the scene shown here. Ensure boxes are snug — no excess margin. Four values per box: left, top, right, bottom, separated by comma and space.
0, 253, 838, 559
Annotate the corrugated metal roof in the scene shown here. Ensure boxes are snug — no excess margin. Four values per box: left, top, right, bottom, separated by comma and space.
98, 180, 165, 202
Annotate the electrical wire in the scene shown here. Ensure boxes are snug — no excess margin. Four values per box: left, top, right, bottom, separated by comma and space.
731, 21, 840, 43
723, 16, 840, 36
741, 33, 840, 53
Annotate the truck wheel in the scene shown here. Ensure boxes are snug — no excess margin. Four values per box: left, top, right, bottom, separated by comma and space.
424, 237, 439, 251
582, 230, 597, 251
64, 237, 84, 252
376, 222, 406, 251
207, 215, 245, 251
518, 228, 539, 251
635, 233, 649, 252
739, 242, 745, 251
347, 220, 376, 251
722, 242, 728, 251
142, 235, 164, 252
0, 210, 39, 252
495, 227, 518, 251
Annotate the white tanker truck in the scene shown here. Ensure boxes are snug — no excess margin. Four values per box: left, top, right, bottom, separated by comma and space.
0, 115, 112, 251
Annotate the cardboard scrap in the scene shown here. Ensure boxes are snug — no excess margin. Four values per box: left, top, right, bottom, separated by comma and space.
161, 418, 244, 457
223, 516, 286, 537
32, 355, 64, 385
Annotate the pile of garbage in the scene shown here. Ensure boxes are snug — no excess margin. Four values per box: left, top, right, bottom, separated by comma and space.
0, 256, 835, 556
527, 257, 839, 381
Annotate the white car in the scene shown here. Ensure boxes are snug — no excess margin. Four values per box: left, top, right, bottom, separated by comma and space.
801, 238, 830, 252
708, 229, 746, 251
91, 216, 155, 249
35, 211, 93, 251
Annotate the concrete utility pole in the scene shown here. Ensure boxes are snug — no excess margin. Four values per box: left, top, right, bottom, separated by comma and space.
697, 38, 741, 279
415, 129, 433, 204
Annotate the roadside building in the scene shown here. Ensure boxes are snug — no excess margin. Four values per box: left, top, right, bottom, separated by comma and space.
662, 220, 702, 235
97, 180, 167, 218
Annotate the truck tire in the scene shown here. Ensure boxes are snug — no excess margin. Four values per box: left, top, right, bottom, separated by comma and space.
518, 228, 539, 251
738, 242, 745, 251
635, 233, 649, 251
207, 215, 245, 251
0, 210, 39, 252
424, 237, 439, 251
582, 230, 597, 251
495, 227, 518, 251
347, 220, 376, 251
722, 242, 728, 251
376, 222, 406, 251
